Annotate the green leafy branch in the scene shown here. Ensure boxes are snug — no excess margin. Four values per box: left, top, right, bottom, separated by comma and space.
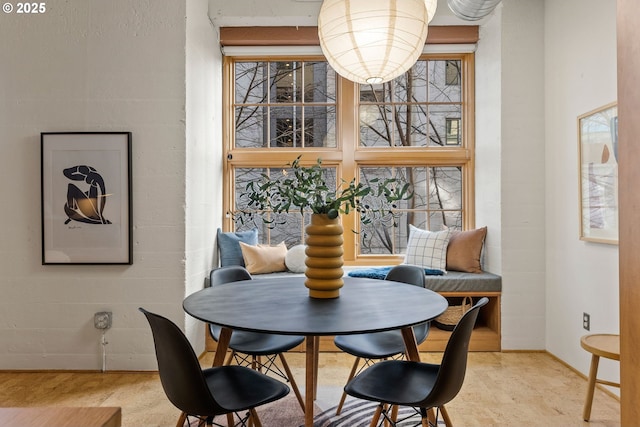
236, 156, 413, 230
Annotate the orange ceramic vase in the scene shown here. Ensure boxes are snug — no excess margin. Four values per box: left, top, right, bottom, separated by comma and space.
304, 214, 344, 298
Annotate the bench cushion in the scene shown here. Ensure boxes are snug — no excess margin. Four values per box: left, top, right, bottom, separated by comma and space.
251, 268, 501, 293
423, 270, 501, 293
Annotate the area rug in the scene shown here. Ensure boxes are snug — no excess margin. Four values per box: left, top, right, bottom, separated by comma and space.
205, 389, 445, 427
207, 394, 309, 426
206, 393, 440, 427
310, 399, 434, 427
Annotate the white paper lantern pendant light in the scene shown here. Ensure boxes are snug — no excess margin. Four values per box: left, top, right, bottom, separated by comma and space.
424, 0, 438, 23
318, 0, 430, 85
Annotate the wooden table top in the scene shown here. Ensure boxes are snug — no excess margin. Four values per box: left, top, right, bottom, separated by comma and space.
184, 276, 448, 336
581, 333, 620, 360
0, 407, 121, 427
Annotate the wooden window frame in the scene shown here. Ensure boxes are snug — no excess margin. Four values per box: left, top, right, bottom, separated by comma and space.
221, 28, 476, 265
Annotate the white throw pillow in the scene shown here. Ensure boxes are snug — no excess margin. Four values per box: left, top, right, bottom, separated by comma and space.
285, 245, 307, 273
404, 225, 452, 272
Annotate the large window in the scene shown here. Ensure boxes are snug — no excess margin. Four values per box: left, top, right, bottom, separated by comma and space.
223, 54, 475, 264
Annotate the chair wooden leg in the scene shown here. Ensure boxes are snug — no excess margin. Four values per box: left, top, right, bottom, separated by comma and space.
583, 353, 600, 421
419, 407, 432, 427
370, 404, 383, 427
176, 411, 187, 427
224, 350, 236, 366
336, 357, 361, 415
440, 405, 453, 427
426, 407, 436, 427
390, 405, 399, 425
278, 353, 305, 412
249, 408, 262, 427
226, 413, 234, 427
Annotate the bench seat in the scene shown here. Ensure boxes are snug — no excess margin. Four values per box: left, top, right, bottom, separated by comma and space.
423, 271, 501, 293
250, 267, 501, 293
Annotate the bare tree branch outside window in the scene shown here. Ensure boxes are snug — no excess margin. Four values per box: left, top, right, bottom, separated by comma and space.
227, 57, 468, 259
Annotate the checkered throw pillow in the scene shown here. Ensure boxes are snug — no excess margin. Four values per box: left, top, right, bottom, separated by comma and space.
404, 225, 452, 272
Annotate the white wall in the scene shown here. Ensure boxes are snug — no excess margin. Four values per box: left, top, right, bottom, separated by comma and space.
185, 0, 221, 353
208, 0, 473, 27
544, 0, 619, 389
0, 0, 189, 370
498, 0, 547, 349
475, 0, 618, 358
209, 0, 321, 27
475, 5, 502, 277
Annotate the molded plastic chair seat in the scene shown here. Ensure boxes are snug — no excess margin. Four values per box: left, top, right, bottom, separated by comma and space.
223, 331, 305, 356
345, 360, 440, 406
140, 308, 290, 427
344, 297, 489, 427
202, 365, 288, 413
208, 265, 305, 412
334, 329, 412, 359
333, 264, 430, 414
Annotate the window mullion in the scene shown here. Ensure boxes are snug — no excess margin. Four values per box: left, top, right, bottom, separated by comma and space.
337, 77, 359, 262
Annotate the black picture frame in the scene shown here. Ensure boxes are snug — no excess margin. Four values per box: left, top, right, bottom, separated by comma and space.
41, 132, 133, 264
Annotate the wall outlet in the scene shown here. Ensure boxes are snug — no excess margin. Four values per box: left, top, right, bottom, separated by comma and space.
94, 312, 112, 330
583, 312, 590, 331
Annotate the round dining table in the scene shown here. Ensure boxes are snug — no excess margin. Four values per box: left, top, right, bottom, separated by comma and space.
183, 276, 448, 427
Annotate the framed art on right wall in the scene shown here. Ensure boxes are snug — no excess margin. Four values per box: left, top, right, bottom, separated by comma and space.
578, 102, 618, 244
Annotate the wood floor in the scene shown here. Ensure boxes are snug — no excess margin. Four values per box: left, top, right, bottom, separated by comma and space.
0, 351, 620, 427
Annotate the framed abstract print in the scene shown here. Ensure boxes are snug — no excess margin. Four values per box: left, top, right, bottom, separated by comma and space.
578, 102, 618, 244
41, 132, 133, 264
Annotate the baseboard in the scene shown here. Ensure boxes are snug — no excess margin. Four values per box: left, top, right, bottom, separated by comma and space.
545, 350, 620, 402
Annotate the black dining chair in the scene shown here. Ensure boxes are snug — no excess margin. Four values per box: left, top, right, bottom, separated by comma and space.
208, 266, 305, 411
333, 264, 430, 414
139, 307, 290, 427
343, 297, 489, 427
